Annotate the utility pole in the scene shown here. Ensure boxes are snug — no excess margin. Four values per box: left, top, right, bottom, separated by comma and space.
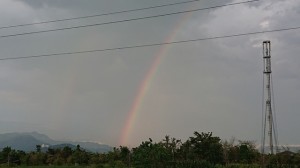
263, 40, 274, 154
261, 40, 278, 157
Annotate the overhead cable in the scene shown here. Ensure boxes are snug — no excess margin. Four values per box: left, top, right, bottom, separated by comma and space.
0, 25, 299, 61
0, 0, 205, 30
0, 0, 259, 39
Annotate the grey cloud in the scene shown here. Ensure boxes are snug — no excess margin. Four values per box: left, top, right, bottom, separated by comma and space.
0, 0, 299, 146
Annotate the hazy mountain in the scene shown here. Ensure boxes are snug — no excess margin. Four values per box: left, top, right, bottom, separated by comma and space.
282, 147, 300, 153
260, 146, 300, 154
0, 134, 44, 152
27, 131, 57, 144
49, 143, 77, 150
74, 141, 112, 153
0, 132, 112, 152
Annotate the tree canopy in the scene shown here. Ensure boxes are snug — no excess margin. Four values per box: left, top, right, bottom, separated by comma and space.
0, 131, 297, 168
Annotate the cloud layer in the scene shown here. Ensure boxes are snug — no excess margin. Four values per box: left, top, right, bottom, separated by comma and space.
0, 0, 299, 146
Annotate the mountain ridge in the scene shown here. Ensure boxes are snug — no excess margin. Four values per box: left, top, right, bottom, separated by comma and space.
0, 132, 112, 153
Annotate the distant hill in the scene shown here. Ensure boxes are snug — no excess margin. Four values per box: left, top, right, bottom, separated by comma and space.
260, 146, 300, 153
0, 133, 44, 151
0, 132, 112, 153
49, 143, 77, 150
73, 141, 112, 153
28, 131, 57, 144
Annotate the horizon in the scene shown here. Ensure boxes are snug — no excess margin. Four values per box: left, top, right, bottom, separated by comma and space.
2, 131, 300, 150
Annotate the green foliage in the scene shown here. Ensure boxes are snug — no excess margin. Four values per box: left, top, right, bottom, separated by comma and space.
189, 132, 224, 164
0, 131, 299, 167
132, 138, 173, 168
237, 141, 257, 164
224, 163, 260, 168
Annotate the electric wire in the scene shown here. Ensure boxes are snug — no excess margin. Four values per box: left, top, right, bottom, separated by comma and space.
0, 0, 259, 39
0, 25, 299, 61
0, 0, 206, 30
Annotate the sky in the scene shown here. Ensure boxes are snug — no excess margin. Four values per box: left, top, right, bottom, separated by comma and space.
0, 0, 299, 147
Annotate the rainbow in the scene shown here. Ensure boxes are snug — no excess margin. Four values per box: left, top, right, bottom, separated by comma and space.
119, 12, 192, 146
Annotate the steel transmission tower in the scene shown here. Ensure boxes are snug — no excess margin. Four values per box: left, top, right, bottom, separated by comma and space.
261, 41, 278, 156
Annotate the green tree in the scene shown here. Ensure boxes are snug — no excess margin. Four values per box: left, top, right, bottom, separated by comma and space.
132, 138, 172, 168
119, 146, 131, 166
238, 140, 258, 164
61, 146, 73, 161
162, 135, 181, 163
1, 147, 12, 166
189, 131, 224, 164
222, 138, 237, 164
36, 145, 41, 153
72, 146, 89, 165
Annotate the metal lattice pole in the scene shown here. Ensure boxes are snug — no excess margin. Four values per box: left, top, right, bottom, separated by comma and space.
262, 40, 277, 155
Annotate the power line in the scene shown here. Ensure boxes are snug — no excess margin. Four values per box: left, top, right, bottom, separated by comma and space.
0, 0, 203, 30
0, 0, 258, 39
0, 25, 299, 61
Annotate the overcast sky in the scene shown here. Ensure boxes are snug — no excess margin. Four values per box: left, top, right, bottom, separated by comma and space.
0, 0, 299, 147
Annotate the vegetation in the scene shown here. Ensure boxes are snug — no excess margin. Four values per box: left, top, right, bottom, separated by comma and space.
0, 131, 299, 167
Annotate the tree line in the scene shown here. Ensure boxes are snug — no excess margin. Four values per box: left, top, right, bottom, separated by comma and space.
0, 131, 299, 167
